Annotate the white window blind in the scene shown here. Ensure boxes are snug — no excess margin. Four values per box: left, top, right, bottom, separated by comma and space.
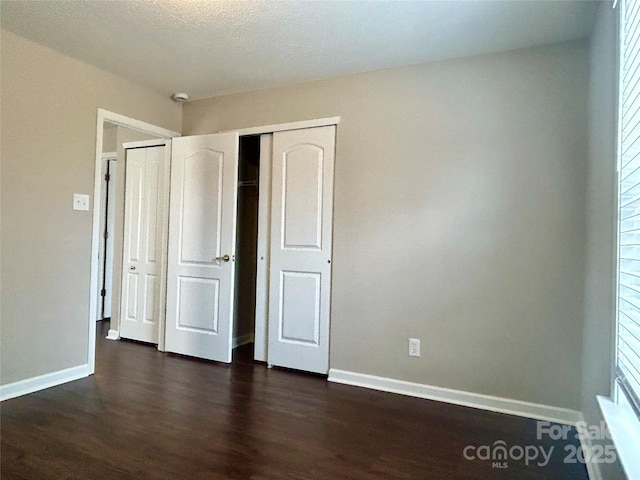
617, 0, 640, 417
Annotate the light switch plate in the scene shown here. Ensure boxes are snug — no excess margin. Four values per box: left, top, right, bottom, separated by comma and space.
73, 193, 90, 211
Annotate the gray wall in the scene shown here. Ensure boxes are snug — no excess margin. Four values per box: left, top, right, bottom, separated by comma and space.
582, 4, 626, 479
0, 30, 182, 385
184, 40, 589, 410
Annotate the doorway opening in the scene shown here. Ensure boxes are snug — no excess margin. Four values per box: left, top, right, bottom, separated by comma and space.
232, 135, 261, 358
96, 123, 161, 327
97, 147, 116, 322
88, 109, 179, 375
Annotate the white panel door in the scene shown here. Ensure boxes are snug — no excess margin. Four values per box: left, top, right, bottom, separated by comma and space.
165, 133, 239, 362
268, 126, 335, 374
254, 133, 272, 362
120, 146, 167, 343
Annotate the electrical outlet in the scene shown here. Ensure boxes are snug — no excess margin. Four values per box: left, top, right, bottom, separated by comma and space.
409, 338, 420, 357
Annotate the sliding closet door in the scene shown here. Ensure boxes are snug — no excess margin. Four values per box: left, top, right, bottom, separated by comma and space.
119, 145, 168, 344
268, 126, 335, 374
165, 133, 239, 362
254, 134, 272, 362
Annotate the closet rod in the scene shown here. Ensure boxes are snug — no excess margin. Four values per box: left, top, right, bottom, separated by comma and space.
238, 180, 258, 188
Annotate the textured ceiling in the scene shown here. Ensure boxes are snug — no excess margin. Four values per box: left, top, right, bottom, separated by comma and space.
1, 0, 599, 101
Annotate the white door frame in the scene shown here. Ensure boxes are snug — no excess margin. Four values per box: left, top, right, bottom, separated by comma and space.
223, 117, 340, 136
89, 109, 180, 374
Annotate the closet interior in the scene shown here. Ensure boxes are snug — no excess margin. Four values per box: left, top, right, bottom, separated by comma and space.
233, 135, 261, 353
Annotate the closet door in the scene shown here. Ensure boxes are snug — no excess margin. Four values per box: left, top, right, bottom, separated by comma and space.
165, 133, 239, 362
253, 134, 272, 362
120, 145, 167, 344
268, 126, 335, 374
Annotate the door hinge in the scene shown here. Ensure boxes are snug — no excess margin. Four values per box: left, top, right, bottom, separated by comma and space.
100, 288, 106, 297
103, 231, 109, 239
105, 173, 111, 182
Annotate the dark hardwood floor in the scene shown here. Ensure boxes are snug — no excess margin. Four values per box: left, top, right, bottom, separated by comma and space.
1, 321, 588, 479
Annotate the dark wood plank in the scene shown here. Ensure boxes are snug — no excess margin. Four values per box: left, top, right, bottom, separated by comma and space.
1, 321, 588, 479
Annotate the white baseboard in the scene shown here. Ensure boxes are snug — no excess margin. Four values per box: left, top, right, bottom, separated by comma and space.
0, 364, 90, 401
328, 369, 582, 426
232, 333, 254, 349
106, 329, 120, 340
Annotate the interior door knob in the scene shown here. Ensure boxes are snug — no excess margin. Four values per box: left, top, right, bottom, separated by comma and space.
130, 266, 136, 270
216, 254, 230, 262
